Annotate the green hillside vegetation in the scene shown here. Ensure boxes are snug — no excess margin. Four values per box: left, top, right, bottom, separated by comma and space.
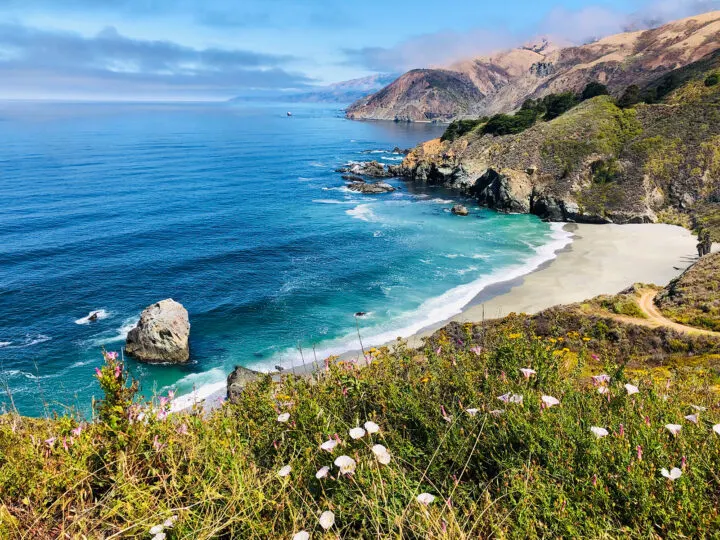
2, 289, 720, 538
657, 252, 720, 332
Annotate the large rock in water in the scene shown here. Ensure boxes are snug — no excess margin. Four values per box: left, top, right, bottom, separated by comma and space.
227, 365, 262, 403
125, 299, 190, 364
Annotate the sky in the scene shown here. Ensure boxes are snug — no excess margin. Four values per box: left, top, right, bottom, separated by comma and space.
0, 0, 718, 100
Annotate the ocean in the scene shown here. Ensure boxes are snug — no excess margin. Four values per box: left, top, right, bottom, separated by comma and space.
0, 101, 572, 416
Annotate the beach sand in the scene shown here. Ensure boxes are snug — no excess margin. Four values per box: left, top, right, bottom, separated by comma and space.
176, 222, 703, 411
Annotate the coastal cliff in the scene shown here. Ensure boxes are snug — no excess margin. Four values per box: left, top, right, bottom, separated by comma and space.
347, 11, 720, 122
396, 59, 720, 225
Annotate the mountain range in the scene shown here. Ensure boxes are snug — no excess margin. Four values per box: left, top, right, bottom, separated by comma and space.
346, 11, 720, 121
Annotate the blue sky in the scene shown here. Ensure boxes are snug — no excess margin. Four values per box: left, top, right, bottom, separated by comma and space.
0, 0, 717, 99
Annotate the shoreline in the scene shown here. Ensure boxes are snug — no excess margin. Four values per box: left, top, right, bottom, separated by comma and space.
173, 222, 700, 412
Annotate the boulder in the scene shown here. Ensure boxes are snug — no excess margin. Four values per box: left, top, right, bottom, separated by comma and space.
347, 181, 396, 194
125, 299, 190, 364
336, 160, 392, 178
451, 204, 469, 216
227, 365, 261, 403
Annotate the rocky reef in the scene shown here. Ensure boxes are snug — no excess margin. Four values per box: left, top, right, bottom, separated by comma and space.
125, 299, 190, 364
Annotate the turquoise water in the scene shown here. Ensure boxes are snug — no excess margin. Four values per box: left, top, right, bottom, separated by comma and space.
0, 102, 571, 416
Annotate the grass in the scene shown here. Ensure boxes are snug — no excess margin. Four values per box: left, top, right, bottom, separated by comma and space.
2, 308, 720, 538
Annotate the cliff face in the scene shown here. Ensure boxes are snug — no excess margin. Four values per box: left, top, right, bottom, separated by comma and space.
397, 62, 720, 224
346, 11, 720, 121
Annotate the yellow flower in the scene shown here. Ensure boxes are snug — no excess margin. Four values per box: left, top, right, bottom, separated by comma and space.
508, 333, 522, 339
583, 337, 591, 342
548, 338, 557, 344
420, 376, 431, 384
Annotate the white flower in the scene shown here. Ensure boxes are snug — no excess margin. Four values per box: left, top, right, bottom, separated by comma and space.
163, 515, 178, 528
149, 525, 164, 535
315, 466, 330, 479
371, 444, 391, 464
416, 493, 436, 505
277, 413, 290, 423
541, 395, 560, 408
498, 393, 523, 404
319, 510, 335, 530
334, 455, 356, 475
590, 426, 609, 438
665, 424, 682, 436
489, 409, 505, 417
624, 384, 639, 396
364, 421, 380, 434
465, 408, 480, 416
293, 531, 310, 540
152, 534, 166, 540
597, 386, 609, 394
349, 427, 366, 439
278, 465, 292, 477
320, 439, 337, 452
691, 405, 707, 411
520, 368, 536, 379
661, 467, 682, 481
592, 374, 611, 385
684, 414, 699, 424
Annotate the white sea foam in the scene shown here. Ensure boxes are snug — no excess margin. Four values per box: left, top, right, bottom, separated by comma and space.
88, 316, 138, 346
0, 341, 11, 348
297, 176, 313, 181
364, 150, 388, 154
7, 335, 52, 348
346, 204, 377, 222
252, 223, 574, 372
381, 156, 403, 162
321, 186, 354, 193
74, 309, 111, 325
168, 368, 227, 412
313, 199, 357, 205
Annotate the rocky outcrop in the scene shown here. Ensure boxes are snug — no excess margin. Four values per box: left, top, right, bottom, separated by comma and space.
347, 12, 720, 121
451, 204, 469, 216
336, 160, 392, 178
227, 365, 262, 403
125, 299, 190, 364
347, 181, 395, 194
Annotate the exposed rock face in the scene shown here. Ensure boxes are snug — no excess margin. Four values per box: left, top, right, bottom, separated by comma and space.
347, 181, 396, 194
227, 365, 261, 403
336, 160, 392, 178
451, 204, 469, 216
125, 299, 190, 364
347, 12, 720, 121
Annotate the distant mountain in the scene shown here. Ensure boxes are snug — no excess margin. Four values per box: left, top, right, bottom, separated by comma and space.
346, 11, 720, 121
231, 74, 398, 104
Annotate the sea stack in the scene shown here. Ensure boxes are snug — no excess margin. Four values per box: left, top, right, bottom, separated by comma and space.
125, 299, 190, 364
451, 204, 469, 216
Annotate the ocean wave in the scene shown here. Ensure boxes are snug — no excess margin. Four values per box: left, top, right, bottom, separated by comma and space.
321, 186, 354, 193
309, 162, 326, 168
346, 204, 377, 222
167, 368, 227, 412
3, 335, 52, 349
74, 309, 111, 325
313, 199, 357, 205
252, 223, 574, 372
1, 368, 59, 380
87, 316, 138, 347
381, 156, 403, 162
297, 176, 313, 181
0, 341, 11, 348
362, 149, 389, 154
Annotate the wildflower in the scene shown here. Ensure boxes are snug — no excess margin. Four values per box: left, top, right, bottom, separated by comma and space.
637, 445, 643, 461
681, 455, 687, 469
163, 516, 178, 528
618, 424, 625, 437
590, 427, 609, 439
541, 395, 560, 408
152, 435, 166, 452
94, 367, 102, 377
152, 533, 166, 540
114, 365, 121, 378
508, 333, 522, 339
713, 424, 720, 435
176, 423, 188, 435
320, 439, 337, 452
624, 384, 639, 396
149, 525, 164, 535
71, 425, 82, 437
691, 405, 706, 411
520, 368, 536, 379
278, 465, 292, 477
293, 532, 310, 540
665, 424, 682, 436
465, 408, 480, 416
582, 337, 591, 342
416, 493, 436, 505
420, 376, 431, 384
319, 510, 335, 530
440, 405, 452, 422
277, 413, 290, 423
489, 409, 505, 417
591, 374, 610, 385
45, 437, 56, 448
470, 346, 482, 355
364, 421, 380, 434
334, 455, 356, 475
661, 467, 682, 481
349, 427, 366, 439
684, 414, 698, 424
591, 474, 597, 486
597, 386, 609, 394
316, 466, 330, 479
644, 415, 651, 427
371, 444, 391, 465
435, 347, 441, 355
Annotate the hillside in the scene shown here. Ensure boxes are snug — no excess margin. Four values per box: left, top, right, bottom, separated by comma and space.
346, 11, 720, 121
397, 53, 720, 225
2, 263, 720, 537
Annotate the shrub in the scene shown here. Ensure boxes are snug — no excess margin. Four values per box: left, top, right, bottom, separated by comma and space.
543, 91, 580, 120
483, 108, 539, 136
441, 118, 486, 142
581, 82, 610, 100
705, 73, 720, 87
618, 85, 642, 108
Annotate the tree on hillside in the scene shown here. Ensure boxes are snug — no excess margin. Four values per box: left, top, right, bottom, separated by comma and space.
618, 85, 642, 108
581, 82, 609, 100
543, 92, 579, 120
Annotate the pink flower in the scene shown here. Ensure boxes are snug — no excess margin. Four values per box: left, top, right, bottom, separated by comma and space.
106, 351, 118, 360
45, 437, 56, 448
636, 445, 643, 461
618, 424, 625, 438
591, 374, 610, 386
520, 368, 537, 379
95, 367, 102, 377
72, 426, 82, 437
470, 346, 482, 356
591, 474, 597, 486
440, 405, 452, 423
176, 423, 188, 435
153, 435, 166, 452
168, 390, 175, 400
62, 437, 70, 451
644, 415, 651, 427
114, 365, 121, 379
435, 347, 441, 355
681, 455, 687, 470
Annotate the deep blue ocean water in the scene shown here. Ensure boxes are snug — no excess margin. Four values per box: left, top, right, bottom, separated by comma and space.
0, 101, 571, 416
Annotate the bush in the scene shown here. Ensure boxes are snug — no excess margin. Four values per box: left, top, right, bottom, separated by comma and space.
705, 73, 720, 87
441, 118, 487, 142
543, 91, 580, 120
618, 85, 642, 108
483, 108, 539, 136
581, 82, 609, 101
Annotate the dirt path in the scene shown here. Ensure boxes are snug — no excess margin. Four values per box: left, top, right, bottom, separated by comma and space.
609, 290, 720, 337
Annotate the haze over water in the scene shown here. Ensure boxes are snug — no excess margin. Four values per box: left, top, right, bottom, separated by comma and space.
0, 101, 570, 416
